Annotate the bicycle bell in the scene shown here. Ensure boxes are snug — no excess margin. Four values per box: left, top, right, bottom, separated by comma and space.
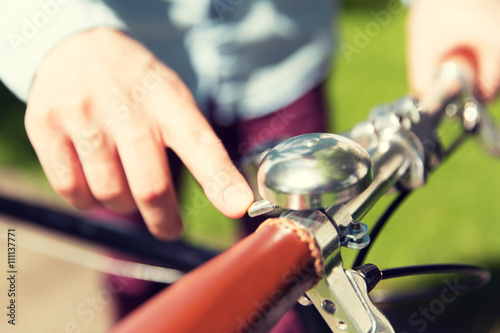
257, 133, 373, 210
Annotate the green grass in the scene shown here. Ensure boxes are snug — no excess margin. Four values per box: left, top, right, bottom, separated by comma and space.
1, 0, 500, 290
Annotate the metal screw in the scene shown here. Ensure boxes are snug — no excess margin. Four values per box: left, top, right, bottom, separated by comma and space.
337, 321, 348, 331
346, 235, 371, 250
321, 299, 336, 314
350, 220, 361, 231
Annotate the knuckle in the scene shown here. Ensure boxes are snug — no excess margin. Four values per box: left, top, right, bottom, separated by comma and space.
189, 129, 223, 148
154, 68, 191, 103
92, 183, 124, 203
66, 95, 91, 109
53, 180, 96, 210
133, 180, 170, 204
72, 198, 98, 210
53, 178, 81, 198
122, 125, 150, 143
25, 106, 58, 133
65, 95, 94, 122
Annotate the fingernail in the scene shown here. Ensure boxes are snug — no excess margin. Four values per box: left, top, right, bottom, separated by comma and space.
223, 185, 253, 208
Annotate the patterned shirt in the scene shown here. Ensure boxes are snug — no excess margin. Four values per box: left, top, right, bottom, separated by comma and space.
0, 0, 336, 123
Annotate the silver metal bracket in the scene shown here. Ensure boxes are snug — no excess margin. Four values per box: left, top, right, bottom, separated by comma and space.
283, 210, 394, 333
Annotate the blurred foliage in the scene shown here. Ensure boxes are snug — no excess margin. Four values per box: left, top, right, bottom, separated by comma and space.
341, 0, 396, 10
0, 83, 40, 172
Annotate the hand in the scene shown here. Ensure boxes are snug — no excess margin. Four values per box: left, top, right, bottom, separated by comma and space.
407, 0, 500, 101
25, 28, 254, 240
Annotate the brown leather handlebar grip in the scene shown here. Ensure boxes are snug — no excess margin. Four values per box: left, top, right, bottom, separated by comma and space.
111, 217, 322, 333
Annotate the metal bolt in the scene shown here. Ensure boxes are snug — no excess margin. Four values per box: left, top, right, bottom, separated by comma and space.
346, 235, 371, 250
337, 321, 348, 331
344, 221, 368, 240
350, 220, 361, 231
321, 299, 336, 314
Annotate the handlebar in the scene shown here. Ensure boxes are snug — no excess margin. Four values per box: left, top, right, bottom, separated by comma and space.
111, 217, 322, 333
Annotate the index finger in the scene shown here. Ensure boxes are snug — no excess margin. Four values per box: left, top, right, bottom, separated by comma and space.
148, 76, 253, 218
114, 117, 183, 240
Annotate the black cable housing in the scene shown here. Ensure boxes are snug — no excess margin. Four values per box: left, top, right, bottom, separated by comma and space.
380, 263, 490, 282
367, 263, 491, 303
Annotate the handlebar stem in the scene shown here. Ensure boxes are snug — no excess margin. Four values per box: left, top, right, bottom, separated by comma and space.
327, 115, 424, 226
282, 210, 394, 332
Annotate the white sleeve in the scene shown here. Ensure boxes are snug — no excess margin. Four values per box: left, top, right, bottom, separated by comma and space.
0, 0, 128, 102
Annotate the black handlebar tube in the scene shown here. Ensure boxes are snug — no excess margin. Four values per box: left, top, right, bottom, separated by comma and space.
0, 193, 217, 272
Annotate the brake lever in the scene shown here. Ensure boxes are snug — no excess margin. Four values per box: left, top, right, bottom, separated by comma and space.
418, 58, 500, 158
